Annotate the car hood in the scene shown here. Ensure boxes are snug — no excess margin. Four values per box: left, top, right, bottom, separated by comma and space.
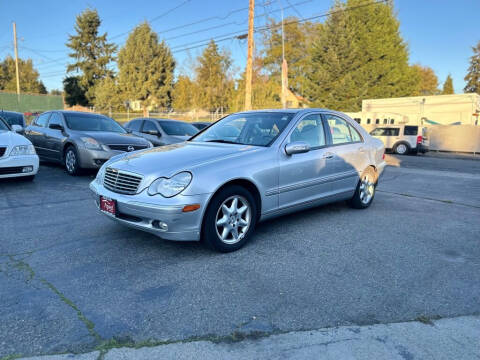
106, 141, 260, 178
73, 131, 149, 145
0, 130, 32, 147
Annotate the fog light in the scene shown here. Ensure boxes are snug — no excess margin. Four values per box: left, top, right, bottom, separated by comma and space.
22, 166, 33, 173
152, 220, 168, 231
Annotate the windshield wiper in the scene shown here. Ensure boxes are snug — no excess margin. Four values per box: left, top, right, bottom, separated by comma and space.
205, 139, 244, 145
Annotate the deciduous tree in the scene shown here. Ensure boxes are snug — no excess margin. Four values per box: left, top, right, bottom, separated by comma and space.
66, 8, 116, 104
411, 64, 439, 95
118, 22, 175, 114
0, 56, 47, 94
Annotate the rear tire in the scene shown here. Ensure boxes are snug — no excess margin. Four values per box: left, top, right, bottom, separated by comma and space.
202, 185, 257, 252
394, 142, 410, 155
64, 146, 81, 176
348, 167, 376, 209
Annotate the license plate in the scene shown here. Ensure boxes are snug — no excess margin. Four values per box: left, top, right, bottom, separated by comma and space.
100, 196, 116, 216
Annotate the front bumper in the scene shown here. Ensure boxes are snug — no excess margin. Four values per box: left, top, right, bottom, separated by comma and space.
0, 154, 39, 178
78, 148, 126, 169
89, 180, 211, 241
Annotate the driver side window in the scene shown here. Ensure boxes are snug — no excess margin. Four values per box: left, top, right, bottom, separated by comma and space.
290, 114, 326, 149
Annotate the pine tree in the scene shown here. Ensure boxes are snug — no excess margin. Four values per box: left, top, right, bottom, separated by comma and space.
411, 64, 439, 95
118, 22, 175, 114
195, 40, 233, 111
172, 75, 197, 111
0, 56, 47, 94
442, 74, 454, 95
305, 0, 417, 111
464, 41, 480, 94
66, 8, 116, 104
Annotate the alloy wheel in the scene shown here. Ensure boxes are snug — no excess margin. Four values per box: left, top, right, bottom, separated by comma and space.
215, 195, 252, 245
396, 144, 407, 155
65, 150, 76, 173
359, 174, 375, 205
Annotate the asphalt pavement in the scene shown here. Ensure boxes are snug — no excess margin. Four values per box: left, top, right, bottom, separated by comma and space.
1, 154, 479, 359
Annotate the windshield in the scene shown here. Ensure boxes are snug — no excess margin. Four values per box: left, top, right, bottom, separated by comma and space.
158, 121, 198, 136
0, 112, 24, 126
190, 112, 295, 146
0, 118, 10, 131
64, 113, 126, 133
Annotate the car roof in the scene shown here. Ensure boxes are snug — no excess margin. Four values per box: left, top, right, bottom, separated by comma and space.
130, 118, 190, 123
0, 110, 23, 115
233, 108, 345, 116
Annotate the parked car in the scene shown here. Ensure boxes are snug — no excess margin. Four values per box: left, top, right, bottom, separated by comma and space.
0, 110, 26, 133
124, 118, 199, 146
192, 122, 211, 130
24, 111, 152, 176
90, 109, 386, 252
369, 125, 429, 155
0, 117, 39, 181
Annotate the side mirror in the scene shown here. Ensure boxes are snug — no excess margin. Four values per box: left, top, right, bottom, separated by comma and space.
11, 124, 23, 133
145, 130, 160, 136
49, 123, 64, 131
285, 141, 310, 155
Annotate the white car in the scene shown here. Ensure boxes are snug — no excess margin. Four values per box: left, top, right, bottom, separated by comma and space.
369, 125, 429, 155
0, 118, 39, 180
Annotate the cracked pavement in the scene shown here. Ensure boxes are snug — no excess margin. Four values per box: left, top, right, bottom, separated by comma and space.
1, 155, 479, 359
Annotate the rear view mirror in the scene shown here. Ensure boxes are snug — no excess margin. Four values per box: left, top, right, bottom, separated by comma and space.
285, 141, 310, 155
11, 124, 23, 133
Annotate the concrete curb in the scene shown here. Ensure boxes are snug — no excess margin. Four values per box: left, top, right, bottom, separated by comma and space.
18, 315, 480, 360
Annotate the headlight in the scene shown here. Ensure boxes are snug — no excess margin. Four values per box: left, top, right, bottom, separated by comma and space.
148, 172, 192, 197
10, 144, 36, 156
81, 137, 102, 150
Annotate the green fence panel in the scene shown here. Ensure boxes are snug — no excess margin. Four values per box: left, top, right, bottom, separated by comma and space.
0, 92, 64, 113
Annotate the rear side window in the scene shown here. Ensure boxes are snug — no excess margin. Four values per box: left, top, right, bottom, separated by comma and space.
370, 128, 399, 136
349, 124, 362, 142
1, 112, 24, 126
404, 126, 418, 136
325, 115, 353, 144
126, 120, 142, 131
34, 113, 50, 127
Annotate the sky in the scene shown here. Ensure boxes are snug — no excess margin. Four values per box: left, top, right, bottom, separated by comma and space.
0, 0, 479, 93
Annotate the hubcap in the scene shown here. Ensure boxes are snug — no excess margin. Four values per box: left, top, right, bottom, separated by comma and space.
215, 195, 252, 245
397, 144, 407, 154
66, 150, 76, 173
359, 174, 375, 205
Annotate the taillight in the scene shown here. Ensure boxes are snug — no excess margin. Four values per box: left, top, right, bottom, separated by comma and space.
417, 135, 422, 144
382, 152, 385, 160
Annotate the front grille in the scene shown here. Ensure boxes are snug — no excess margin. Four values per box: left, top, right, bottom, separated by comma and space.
0, 166, 23, 175
0, 147, 6, 157
103, 167, 143, 195
108, 144, 148, 152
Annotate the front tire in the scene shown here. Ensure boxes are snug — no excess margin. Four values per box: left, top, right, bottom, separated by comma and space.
64, 146, 81, 176
348, 167, 376, 209
202, 185, 257, 252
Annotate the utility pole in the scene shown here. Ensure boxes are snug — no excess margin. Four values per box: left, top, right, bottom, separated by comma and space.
244, 0, 254, 111
279, 1, 288, 109
13, 22, 20, 96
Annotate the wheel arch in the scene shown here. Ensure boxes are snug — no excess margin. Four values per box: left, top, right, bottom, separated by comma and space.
201, 178, 263, 230
62, 141, 79, 160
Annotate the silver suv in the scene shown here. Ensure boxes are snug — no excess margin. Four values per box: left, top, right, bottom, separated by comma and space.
370, 125, 429, 155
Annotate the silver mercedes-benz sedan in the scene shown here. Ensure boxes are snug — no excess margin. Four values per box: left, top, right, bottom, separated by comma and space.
90, 109, 386, 252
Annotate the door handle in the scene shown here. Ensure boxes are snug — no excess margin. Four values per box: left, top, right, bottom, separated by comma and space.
323, 152, 334, 159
